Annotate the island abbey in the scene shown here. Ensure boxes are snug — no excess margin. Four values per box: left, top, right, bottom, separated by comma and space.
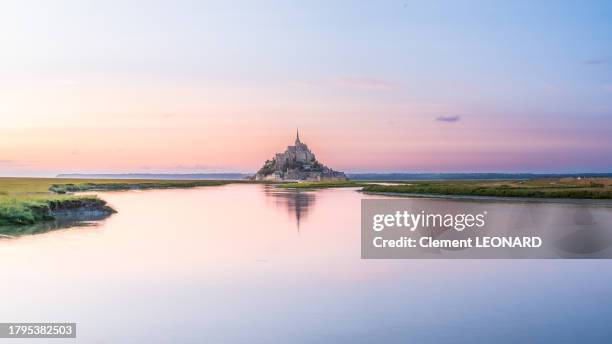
254, 130, 347, 182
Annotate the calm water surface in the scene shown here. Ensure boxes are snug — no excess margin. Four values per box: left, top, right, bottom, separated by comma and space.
1, 184, 611, 343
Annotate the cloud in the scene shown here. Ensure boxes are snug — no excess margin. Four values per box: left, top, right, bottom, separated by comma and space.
138, 164, 212, 172
0, 159, 22, 165
294, 76, 399, 91
0, 159, 32, 167
585, 57, 611, 65
334, 76, 397, 91
435, 115, 461, 122
167, 164, 211, 171
53, 79, 79, 86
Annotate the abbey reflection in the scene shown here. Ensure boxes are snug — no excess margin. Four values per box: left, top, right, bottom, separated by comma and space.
263, 185, 316, 232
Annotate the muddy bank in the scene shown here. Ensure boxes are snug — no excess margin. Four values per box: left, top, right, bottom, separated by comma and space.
47, 198, 116, 220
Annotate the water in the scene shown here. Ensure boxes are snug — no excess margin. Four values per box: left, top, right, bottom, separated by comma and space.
1, 184, 611, 343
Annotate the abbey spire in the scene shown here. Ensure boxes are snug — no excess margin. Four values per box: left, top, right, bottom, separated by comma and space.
295, 128, 301, 145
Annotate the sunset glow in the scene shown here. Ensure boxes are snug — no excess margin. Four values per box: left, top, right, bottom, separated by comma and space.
1, 1, 611, 175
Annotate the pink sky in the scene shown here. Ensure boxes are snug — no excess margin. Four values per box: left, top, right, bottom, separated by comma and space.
0, 87, 608, 175
1, 1, 611, 176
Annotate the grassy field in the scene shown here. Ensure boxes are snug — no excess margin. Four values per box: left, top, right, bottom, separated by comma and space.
360, 178, 612, 199
49, 180, 230, 193
0, 178, 232, 230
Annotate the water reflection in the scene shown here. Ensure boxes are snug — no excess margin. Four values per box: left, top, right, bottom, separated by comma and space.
0, 219, 101, 239
2, 185, 612, 343
263, 185, 316, 231
0, 207, 112, 239
507, 204, 612, 256
552, 206, 612, 256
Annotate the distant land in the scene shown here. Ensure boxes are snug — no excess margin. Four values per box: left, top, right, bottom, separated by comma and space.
347, 173, 612, 180
57, 172, 612, 181
56, 173, 251, 180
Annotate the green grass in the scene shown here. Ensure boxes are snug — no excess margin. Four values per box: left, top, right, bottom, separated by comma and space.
0, 195, 111, 226
360, 178, 612, 199
0, 177, 233, 232
49, 180, 230, 193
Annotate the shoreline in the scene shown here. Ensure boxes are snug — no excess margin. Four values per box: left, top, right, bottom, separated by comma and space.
0, 179, 241, 237
48, 180, 233, 193
362, 191, 612, 206
3, 177, 612, 237
0, 197, 116, 237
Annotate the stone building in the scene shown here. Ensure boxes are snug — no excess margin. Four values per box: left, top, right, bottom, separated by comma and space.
254, 130, 347, 182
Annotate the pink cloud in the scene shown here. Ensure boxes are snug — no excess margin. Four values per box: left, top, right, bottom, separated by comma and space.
334, 76, 398, 91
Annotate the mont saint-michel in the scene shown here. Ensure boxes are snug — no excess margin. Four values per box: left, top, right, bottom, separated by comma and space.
253, 131, 347, 182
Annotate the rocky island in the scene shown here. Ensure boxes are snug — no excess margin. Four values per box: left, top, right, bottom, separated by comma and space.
253, 130, 347, 182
